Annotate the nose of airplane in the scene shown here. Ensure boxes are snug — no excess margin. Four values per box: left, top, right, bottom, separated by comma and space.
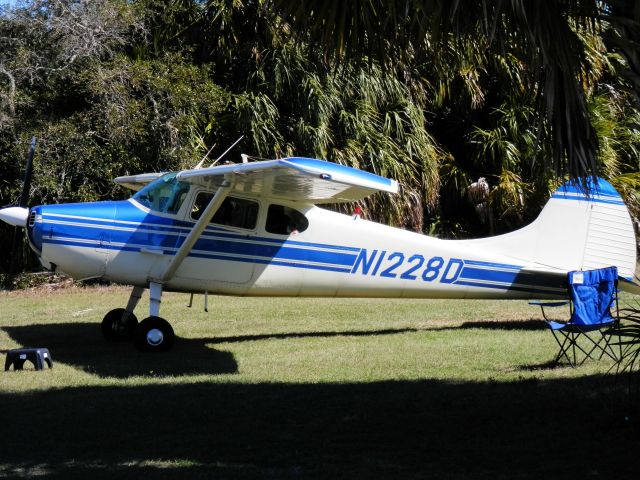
0, 206, 29, 227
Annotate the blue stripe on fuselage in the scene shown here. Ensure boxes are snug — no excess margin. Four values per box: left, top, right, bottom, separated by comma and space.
38, 201, 565, 294
39, 200, 358, 270
457, 266, 520, 285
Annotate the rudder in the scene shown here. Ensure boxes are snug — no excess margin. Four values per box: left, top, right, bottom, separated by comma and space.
476, 178, 637, 280
549, 178, 636, 280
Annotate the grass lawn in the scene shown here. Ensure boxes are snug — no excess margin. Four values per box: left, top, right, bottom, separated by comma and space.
0, 285, 638, 479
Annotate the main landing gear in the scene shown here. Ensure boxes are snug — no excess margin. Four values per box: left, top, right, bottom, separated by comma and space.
101, 308, 138, 341
101, 283, 175, 352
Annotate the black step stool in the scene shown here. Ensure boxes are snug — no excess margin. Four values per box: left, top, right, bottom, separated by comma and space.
5, 348, 53, 371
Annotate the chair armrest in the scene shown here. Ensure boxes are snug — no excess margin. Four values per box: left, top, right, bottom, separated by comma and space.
529, 301, 570, 321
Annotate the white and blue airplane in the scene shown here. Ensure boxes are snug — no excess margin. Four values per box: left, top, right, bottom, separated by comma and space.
1, 156, 638, 351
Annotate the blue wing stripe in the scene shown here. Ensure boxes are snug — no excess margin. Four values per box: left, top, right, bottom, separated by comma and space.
551, 194, 624, 205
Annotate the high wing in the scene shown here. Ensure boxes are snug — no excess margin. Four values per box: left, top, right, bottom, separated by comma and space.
113, 157, 398, 203
114, 157, 399, 292
177, 157, 398, 203
113, 172, 166, 191
113, 157, 398, 202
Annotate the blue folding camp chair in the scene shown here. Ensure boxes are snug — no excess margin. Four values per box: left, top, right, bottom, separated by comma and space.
534, 266, 620, 367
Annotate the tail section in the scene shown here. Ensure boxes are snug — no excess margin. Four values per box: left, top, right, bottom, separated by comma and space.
557, 179, 637, 280
479, 178, 637, 280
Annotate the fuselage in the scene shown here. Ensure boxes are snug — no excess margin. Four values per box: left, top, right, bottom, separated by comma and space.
25, 188, 566, 300
4, 158, 636, 353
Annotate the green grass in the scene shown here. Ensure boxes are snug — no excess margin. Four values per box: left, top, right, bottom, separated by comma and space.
0, 286, 638, 479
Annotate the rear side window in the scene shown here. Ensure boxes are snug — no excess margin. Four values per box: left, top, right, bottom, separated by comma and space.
191, 192, 259, 230
266, 204, 309, 235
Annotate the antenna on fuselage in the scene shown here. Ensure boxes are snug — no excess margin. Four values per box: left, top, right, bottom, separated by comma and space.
194, 143, 217, 170
207, 135, 245, 168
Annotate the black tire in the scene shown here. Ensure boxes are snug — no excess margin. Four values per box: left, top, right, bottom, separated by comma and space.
101, 308, 138, 341
134, 316, 175, 352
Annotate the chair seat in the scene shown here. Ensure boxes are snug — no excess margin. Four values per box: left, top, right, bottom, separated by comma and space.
547, 320, 568, 331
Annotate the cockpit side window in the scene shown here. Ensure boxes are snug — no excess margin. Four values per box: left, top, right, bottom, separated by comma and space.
191, 192, 259, 230
265, 204, 309, 235
133, 173, 191, 214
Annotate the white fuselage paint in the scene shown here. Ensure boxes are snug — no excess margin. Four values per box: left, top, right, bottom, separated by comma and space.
34, 173, 638, 301
40, 200, 565, 300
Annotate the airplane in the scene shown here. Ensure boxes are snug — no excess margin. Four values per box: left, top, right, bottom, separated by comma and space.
1, 154, 639, 352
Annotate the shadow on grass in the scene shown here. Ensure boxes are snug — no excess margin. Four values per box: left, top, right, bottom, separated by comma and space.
456, 319, 547, 331
2, 318, 553, 377
2, 323, 237, 378
2, 319, 548, 370
195, 320, 549, 346
205, 327, 423, 344
0, 377, 638, 479
2, 324, 639, 478
517, 360, 562, 371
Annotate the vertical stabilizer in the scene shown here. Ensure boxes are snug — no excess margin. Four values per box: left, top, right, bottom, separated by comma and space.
473, 178, 637, 280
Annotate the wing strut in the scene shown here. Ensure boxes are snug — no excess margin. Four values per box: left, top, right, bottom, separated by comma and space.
153, 174, 236, 285
146, 174, 235, 318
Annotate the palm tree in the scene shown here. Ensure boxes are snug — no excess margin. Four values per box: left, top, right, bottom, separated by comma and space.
269, 0, 639, 184
136, 0, 445, 230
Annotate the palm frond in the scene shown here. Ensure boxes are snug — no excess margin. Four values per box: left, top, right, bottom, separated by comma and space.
270, 0, 610, 181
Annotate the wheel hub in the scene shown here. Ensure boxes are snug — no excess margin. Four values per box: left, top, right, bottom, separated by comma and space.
146, 328, 164, 346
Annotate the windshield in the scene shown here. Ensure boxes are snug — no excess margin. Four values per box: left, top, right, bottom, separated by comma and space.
133, 173, 191, 214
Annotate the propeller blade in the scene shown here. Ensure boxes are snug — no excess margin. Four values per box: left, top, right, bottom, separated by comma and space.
18, 136, 36, 208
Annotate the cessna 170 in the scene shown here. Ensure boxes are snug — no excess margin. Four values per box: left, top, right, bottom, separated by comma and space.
1, 155, 638, 351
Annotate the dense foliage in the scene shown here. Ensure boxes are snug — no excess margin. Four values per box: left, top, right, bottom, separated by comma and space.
0, 0, 639, 277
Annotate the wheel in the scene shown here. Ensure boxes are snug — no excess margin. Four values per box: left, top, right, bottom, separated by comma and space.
134, 316, 175, 352
101, 308, 138, 341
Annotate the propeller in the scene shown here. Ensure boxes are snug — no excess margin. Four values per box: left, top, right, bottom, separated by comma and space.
0, 136, 35, 227
0, 137, 37, 275
19, 136, 36, 208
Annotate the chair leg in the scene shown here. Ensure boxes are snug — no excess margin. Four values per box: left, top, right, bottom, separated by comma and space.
551, 330, 573, 365
578, 329, 618, 364
572, 334, 599, 366
554, 329, 598, 367
599, 330, 619, 362
612, 320, 622, 362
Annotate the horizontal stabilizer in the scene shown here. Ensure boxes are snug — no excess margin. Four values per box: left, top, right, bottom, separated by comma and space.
619, 277, 640, 296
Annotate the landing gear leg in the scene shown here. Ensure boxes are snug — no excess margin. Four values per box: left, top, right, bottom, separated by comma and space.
134, 282, 175, 352
101, 286, 143, 341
